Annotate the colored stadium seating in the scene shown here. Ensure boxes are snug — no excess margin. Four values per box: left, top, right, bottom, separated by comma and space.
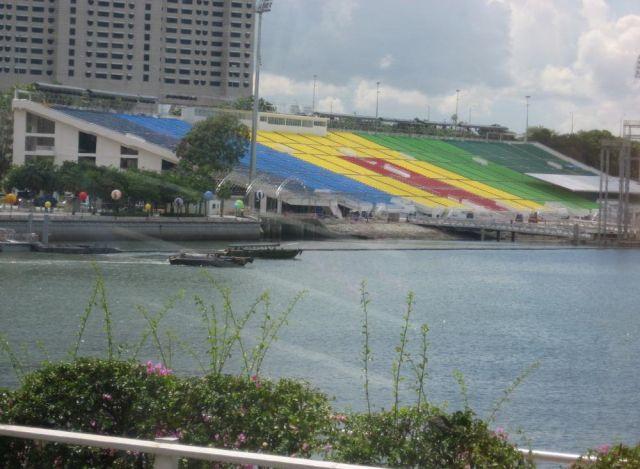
361, 134, 596, 210
54, 107, 393, 205
447, 140, 595, 175
258, 131, 464, 209
52, 105, 597, 212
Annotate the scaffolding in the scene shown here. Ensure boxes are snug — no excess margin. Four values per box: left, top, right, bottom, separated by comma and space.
598, 122, 640, 243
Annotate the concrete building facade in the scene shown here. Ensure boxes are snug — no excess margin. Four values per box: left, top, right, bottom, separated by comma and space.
0, 0, 256, 106
12, 99, 180, 172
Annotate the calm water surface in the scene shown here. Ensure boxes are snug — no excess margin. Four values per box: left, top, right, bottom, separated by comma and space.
1, 240, 639, 453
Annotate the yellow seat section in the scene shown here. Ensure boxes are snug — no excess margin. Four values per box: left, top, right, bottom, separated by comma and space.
258, 132, 463, 208
330, 132, 542, 211
275, 134, 463, 207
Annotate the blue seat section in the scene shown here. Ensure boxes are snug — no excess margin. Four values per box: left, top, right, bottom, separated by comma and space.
53, 106, 392, 204
239, 144, 394, 204
54, 107, 182, 150
116, 114, 192, 141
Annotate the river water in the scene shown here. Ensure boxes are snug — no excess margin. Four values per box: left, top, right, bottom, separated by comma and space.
1, 240, 639, 454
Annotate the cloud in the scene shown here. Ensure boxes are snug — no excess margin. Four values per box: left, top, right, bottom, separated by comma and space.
261, 0, 640, 133
379, 54, 394, 70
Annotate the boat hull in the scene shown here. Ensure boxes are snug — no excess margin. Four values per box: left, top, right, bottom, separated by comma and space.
225, 249, 302, 259
169, 254, 252, 267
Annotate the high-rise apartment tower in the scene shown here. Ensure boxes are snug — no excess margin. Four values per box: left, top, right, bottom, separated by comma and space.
0, 0, 256, 105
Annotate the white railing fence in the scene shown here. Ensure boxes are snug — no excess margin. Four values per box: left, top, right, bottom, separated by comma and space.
0, 424, 595, 468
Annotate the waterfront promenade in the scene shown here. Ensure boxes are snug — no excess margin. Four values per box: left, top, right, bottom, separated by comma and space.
0, 210, 261, 241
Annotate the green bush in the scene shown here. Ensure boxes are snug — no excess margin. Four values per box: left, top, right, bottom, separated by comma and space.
329, 406, 533, 468
571, 443, 640, 468
170, 374, 333, 459
0, 359, 333, 468
0, 358, 175, 467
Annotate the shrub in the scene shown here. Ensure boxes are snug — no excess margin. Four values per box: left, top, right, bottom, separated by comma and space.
169, 374, 333, 460
329, 405, 533, 468
571, 443, 640, 468
0, 358, 175, 467
0, 359, 333, 468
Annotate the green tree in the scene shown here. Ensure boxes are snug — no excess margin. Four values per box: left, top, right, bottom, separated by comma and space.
216, 181, 233, 217
176, 114, 250, 176
0, 89, 13, 180
527, 126, 640, 176
4, 159, 57, 194
233, 96, 277, 113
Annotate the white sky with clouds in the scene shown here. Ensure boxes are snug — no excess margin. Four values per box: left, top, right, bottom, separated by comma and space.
258, 0, 640, 134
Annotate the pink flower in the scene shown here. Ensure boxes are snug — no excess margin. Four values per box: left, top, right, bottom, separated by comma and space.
251, 375, 261, 388
493, 427, 508, 441
331, 413, 347, 422
235, 432, 247, 447
89, 419, 97, 429
596, 444, 611, 455
102, 393, 112, 401
323, 444, 333, 452
144, 361, 173, 376
301, 442, 310, 452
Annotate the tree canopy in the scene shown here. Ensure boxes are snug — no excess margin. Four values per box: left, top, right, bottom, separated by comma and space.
0, 88, 13, 180
527, 126, 639, 176
176, 114, 250, 176
233, 96, 277, 113
4, 159, 57, 195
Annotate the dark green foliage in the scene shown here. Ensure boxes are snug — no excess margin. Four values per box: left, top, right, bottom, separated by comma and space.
571, 443, 640, 468
0, 359, 174, 467
176, 114, 249, 175
0, 359, 332, 468
0, 89, 12, 180
528, 126, 640, 177
329, 406, 533, 468
4, 159, 57, 194
2, 160, 214, 212
232, 96, 276, 113
169, 374, 333, 459
215, 181, 233, 216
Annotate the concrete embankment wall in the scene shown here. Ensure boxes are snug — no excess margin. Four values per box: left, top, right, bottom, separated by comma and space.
0, 215, 261, 242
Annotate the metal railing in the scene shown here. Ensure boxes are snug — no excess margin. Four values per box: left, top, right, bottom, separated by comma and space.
0, 425, 376, 469
0, 424, 595, 467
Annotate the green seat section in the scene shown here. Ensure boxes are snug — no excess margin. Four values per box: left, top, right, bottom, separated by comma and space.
358, 134, 597, 210
449, 141, 595, 176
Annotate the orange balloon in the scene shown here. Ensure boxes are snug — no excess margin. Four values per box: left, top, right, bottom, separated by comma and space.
4, 193, 17, 205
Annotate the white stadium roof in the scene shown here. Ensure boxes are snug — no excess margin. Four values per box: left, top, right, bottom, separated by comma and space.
527, 173, 640, 194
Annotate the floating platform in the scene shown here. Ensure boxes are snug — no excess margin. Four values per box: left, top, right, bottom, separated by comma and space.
0, 242, 121, 254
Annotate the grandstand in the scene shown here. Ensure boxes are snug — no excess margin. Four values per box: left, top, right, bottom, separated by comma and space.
362, 134, 597, 211
12, 99, 600, 216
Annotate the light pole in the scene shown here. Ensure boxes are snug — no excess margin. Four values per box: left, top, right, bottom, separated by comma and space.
249, 0, 272, 185
312, 74, 317, 114
570, 111, 574, 135
427, 105, 431, 121
524, 95, 531, 142
375, 81, 381, 119
454, 89, 461, 125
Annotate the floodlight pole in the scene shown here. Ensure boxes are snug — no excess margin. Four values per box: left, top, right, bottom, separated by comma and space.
375, 81, 381, 119
249, 0, 272, 184
455, 89, 460, 124
524, 95, 531, 142
312, 74, 317, 114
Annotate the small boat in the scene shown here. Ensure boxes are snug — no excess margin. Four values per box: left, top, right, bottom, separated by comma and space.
224, 243, 302, 260
169, 252, 253, 267
31, 243, 122, 254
